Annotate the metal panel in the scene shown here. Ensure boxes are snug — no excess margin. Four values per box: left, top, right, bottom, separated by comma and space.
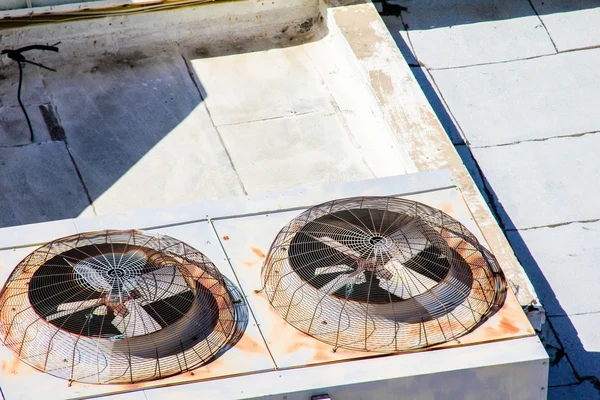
142, 336, 549, 400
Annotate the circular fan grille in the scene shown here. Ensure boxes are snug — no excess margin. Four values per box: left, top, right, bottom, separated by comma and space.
262, 197, 507, 352
0, 230, 236, 384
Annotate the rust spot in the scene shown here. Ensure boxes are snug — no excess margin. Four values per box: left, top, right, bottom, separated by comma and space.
442, 202, 455, 214
222, 235, 230, 241
250, 247, 266, 259
498, 317, 520, 335
234, 335, 264, 354
243, 261, 255, 267
1, 356, 21, 374
284, 339, 306, 354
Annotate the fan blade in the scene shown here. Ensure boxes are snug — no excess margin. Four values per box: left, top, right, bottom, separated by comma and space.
307, 234, 361, 260
320, 273, 358, 294
46, 298, 104, 321
133, 266, 190, 303
386, 221, 429, 263
314, 264, 354, 276
93, 305, 107, 316
111, 299, 161, 336
378, 278, 406, 299
402, 246, 450, 283
339, 275, 402, 303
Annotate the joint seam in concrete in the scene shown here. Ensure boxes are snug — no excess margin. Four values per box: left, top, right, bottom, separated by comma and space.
507, 218, 600, 231
472, 130, 600, 149
178, 51, 248, 196
547, 311, 600, 318
215, 109, 324, 127
526, 0, 559, 53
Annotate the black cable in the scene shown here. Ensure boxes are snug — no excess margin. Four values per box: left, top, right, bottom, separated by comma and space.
1, 42, 60, 142
16, 60, 34, 141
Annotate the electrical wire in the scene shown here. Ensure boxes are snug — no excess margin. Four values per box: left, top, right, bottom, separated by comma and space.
1, 43, 60, 142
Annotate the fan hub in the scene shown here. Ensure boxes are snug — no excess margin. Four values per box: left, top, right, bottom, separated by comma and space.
107, 268, 125, 278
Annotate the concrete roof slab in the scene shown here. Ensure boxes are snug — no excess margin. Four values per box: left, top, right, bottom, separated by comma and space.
507, 221, 600, 317
0, 142, 89, 228
40, 50, 245, 215
431, 49, 600, 147
400, 0, 555, 69
189, 46, 334, 127
218, 110, 375, 194
0, 105, 52, 146
471, 135, 600, 230
531, 0, 600, 52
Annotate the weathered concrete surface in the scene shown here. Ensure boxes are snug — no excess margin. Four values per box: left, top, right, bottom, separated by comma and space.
0, 1, 417, 225
507, 221, 600, 317
399, 0, 555, 69
471, 135, 600, 230
0, 105, 52, 146
531, 0, 600, 52
40, 49, 245, 215
0, 142, 89, 228
218, 111, 376, 194
431, 49, 600, 147
189, 47, 335, 127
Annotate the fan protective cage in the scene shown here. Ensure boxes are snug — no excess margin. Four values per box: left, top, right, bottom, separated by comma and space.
262, 196, 507, 352
0, 230, 236, 384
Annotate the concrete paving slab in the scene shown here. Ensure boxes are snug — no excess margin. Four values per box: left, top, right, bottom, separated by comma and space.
471, 134, 600, 230
531, 0, 600, 51
548, 381, 599, 400
218, 111, 375, 194
0, 105, 51, 146
542, 322, 579, 386
431, 49, 600, 147
506, 220, 600, 317
0, 65, 50, 107
41, 50, 244, 215
550, 314, 600, 380
0, 142, 89, 228
400, 0, 555, 69
189, 46, 334, 127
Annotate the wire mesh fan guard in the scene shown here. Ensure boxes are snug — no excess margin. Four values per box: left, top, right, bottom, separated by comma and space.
262, 196, 507, 352
0, 230, 236, 384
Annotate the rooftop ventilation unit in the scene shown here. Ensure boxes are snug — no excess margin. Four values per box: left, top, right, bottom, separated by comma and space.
0, 230, 236, 384
262, 197, 506, 352
0, 172, 547, 399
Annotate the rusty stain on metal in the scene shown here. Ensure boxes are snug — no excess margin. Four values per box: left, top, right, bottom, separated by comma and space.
250, 247, 266, 259
222, 235, 230, 241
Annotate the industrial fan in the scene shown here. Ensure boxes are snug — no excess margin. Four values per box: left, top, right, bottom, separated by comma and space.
262, 196, 507, 352
0, 230, 236, 384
